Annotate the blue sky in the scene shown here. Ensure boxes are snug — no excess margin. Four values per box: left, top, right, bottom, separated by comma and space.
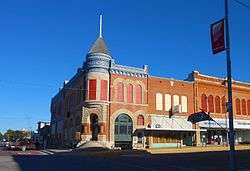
0, 0, 249, 133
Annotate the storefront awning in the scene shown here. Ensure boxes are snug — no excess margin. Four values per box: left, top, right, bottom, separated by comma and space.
199, 118, 250, 130
144, 127, 206, 132
146, 115, 206, 132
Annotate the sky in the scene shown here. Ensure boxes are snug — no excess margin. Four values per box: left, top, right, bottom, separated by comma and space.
0, 0, 249, 133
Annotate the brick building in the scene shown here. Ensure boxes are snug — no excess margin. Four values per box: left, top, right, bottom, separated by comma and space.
50, 18, 250, 149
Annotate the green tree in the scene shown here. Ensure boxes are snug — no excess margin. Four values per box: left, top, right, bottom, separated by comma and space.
0, 132, 3, 141
3, 129, 31, 141
4, 129, 15, 141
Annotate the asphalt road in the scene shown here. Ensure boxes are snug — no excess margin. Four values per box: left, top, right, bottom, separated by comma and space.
0, 149, 250, 171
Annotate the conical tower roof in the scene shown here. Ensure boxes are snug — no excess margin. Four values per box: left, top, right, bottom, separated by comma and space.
88, 37, 110, 55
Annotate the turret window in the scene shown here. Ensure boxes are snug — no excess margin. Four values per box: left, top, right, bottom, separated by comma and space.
100, 80, 108, 101
89, 79, 97, 100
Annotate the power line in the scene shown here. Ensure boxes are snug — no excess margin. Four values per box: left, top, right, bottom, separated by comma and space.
233, 0, 250, 10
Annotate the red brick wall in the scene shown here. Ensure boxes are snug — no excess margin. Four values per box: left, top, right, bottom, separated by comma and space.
193, 73, 250, 120
108, 74, 148, 140
148, 76, 194, 116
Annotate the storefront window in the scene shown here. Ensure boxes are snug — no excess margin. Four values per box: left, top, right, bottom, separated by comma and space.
119, 125, 127, 134
137, 132, 143, 144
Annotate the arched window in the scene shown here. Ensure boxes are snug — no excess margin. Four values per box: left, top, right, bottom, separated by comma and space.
235, 98, 241, 115
135, 85, 142, 104
242, 99, 247, 115
221, 96, 227, 113
201, 94, 207, 112
156, 93, 163, 110
248, 100, 250, 115
127, 84, 133, 103
117, 82, 124, 102
137, 115, 144, 126
208, 95, 214, 113
215, 96, 221, 113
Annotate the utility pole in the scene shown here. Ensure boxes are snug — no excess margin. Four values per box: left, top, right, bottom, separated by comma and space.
224, 0, 236, 170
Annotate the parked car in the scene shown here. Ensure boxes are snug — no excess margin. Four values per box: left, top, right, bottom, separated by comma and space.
15, 139, 36, 151
5, 141, 16, 150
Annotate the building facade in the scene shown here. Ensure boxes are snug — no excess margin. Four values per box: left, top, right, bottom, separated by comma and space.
50, 23, 250, 149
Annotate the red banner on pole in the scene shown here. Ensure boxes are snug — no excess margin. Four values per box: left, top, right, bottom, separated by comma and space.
211, 19, 225, 54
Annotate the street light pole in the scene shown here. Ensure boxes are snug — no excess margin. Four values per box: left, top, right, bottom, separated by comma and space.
224, 0, 236, 170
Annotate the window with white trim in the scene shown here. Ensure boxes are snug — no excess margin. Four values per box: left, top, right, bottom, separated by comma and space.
156, 93, 163, 110
181, 96, 188, 113
173, 95, 179, 107
165, 94, 171, 111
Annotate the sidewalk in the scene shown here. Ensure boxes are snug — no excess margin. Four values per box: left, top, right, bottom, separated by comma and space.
41, 148, 73, 155
146, 145, 250, 154
41, 145, 250, 156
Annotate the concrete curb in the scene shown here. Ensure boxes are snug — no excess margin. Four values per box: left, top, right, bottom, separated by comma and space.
41, 150, 54, 155
146, 145, 250, 154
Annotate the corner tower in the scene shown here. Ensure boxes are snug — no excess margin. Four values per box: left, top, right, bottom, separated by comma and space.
84, 15, 111, 102
81, 15, 111, 144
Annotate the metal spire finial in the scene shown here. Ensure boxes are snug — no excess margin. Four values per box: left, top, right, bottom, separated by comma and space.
99, 14, 103, 38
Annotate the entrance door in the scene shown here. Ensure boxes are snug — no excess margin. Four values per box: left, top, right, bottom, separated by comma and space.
114, 114, 133, 149
90, 114, 98, 141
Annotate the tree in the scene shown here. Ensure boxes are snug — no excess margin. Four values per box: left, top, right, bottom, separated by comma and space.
0, 132, 3, 141
3, 129, 31, 141
4, 129, 15, 141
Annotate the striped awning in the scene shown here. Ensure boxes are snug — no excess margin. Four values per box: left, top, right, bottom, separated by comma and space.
146, 115, 206, 132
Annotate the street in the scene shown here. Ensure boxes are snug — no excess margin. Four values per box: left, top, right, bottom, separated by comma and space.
0, 149, 250, 171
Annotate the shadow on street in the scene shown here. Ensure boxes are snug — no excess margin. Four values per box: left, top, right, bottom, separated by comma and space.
8, 150, 250, 171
